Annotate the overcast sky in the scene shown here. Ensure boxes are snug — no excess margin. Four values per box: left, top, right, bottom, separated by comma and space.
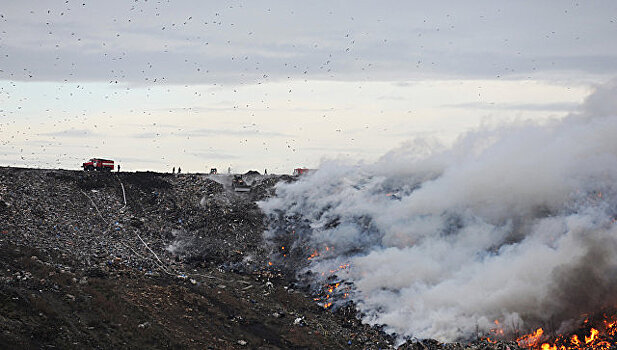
1, 1, 616, 173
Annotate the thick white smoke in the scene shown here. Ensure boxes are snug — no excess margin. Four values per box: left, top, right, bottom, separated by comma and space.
260, 82, 617, 342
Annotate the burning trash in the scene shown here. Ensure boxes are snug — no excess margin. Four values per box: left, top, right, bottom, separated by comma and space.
509, 312, 617, 350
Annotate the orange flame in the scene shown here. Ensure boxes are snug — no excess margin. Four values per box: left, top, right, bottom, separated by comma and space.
606, 320, 617, 336
518, 328, 545, 348
540, 343, 558, 350
515, 317, 617, 350
585, 328, 599, 344
490, 320, 504, 336
307, 250, 320, 260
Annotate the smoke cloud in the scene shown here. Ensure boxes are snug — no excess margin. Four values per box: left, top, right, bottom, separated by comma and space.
260, 81, 617, 341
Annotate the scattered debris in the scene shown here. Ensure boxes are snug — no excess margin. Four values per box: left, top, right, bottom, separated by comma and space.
294, 317, 306, 327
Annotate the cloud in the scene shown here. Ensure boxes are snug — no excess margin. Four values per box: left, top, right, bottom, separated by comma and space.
113, 156, 164, 165
443, 101, 580, 111
180, 128, 289, 138
2, 1, 617, 85
130, 132, 161, 139
378, 95, 406, 101
129, 127, 288, 139
38, 129, 99, 137
301, 146, 379, 153
188, 151, 240, 160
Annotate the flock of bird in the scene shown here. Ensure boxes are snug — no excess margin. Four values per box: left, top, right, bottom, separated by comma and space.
0, 1, 388, 171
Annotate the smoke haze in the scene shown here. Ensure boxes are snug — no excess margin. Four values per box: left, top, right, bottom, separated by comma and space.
260, 82, 617, 341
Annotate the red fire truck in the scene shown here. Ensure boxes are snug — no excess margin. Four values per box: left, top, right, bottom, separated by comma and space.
82, 158, 114, 172
293, 168, 312, 176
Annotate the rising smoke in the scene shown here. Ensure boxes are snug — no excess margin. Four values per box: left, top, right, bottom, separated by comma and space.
260, 82, 617, 341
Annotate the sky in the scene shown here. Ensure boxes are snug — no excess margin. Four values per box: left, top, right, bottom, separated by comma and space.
1, 1, 616, 173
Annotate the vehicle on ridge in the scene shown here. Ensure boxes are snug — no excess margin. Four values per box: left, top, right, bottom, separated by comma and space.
82, 158, 114, 172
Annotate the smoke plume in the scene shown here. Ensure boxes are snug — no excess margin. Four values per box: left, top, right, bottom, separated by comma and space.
260, 82, 617, 341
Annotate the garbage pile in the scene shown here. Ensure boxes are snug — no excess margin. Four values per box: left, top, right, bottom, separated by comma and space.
0, 166, 527, 349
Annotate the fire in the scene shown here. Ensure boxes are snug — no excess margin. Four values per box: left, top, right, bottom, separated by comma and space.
327, 282, 340, 294
518, 328, 545, 348
307, 245, 335, 260
540, 344, 557, 350
570, 335, 580, 346
329, 263, 350, 274
515, 327, 608, 350
585, 328, 598, 344
511, 312, 617, 350
303, 245, 352, 309
307, 250, 320, 260
605, 320, 617, 336
491, 320, 504, 336
315, 281, 352, 309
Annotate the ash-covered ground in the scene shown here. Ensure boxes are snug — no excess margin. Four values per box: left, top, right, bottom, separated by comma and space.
0, 167, 522, 350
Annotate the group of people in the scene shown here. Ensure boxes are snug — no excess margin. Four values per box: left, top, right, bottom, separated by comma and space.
172, 167, 181, 174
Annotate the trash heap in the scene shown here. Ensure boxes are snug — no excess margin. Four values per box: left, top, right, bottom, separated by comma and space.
0, 166, 526, 349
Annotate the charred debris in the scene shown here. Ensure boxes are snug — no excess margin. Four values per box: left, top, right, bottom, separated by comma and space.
0, 166, 523, 349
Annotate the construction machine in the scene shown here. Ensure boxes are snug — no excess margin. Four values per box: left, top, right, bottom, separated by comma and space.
231, 175, 250, 192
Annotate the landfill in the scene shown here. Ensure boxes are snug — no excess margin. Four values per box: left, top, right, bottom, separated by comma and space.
0, 166, 523, 349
